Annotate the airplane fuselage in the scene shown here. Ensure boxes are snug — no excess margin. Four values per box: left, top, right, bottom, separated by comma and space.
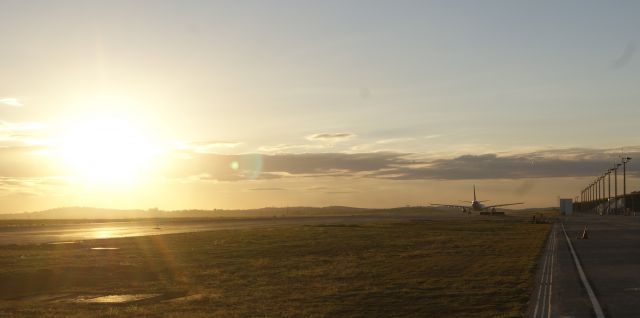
433, 185, 523, 213
471, 200, 484, 211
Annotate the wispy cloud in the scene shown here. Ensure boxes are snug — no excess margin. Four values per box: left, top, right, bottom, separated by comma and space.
325, 191, 358, 194
248, 187, 287, 191
258, 143, 327, 153
611, 42, 636, 69
350, 137, 417, 152
306, 132, 355, 141
0, 98, 22, 107
182, 141, 243, 153
0, 121, 46, 132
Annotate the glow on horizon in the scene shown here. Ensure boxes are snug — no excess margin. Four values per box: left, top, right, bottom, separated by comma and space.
1, 1, 640, 212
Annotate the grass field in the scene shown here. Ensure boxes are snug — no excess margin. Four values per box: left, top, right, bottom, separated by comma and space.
0, 219, 550, 317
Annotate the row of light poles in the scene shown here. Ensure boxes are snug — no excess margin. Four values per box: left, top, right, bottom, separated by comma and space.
577, 156, 631, 214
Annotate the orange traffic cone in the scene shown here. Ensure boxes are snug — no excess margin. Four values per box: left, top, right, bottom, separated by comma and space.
578, 226, 589, 239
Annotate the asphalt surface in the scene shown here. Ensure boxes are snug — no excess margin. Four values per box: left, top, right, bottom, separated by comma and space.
562, 214, 640, 317
0, 212, 475, 245
530, 214, 640, 318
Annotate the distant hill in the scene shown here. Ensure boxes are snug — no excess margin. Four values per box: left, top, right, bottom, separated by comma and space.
0, 205, 421, 220
0, 207, 154, 220
0, 205, 542, 220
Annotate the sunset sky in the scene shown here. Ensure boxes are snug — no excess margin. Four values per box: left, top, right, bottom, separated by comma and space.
1, 1, 640, 212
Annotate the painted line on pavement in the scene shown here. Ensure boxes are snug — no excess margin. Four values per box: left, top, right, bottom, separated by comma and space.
561, 222, 605, 318
533, 223, 556, 318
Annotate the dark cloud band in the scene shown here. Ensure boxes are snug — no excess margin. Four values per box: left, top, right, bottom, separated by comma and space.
168, 147, 640, 182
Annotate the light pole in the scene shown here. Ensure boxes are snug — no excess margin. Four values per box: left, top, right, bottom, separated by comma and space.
599, 176, 604, 213
592, 181, 596, 211
584, 186, 590, 204
585, 187, 588, 204
614, 163, 621, 214
596, 177, 601, 204
607, 169, 612, 215
600, 175, 603, 206
623, 157, 631, 214
602, 172, 607, 208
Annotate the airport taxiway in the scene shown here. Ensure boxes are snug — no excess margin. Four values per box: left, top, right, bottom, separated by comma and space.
529, 214, 640, 317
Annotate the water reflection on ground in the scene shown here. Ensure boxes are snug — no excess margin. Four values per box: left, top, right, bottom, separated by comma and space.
73, 294, 161, 303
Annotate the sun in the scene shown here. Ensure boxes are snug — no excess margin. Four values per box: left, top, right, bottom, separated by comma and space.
56, 116, 160, 186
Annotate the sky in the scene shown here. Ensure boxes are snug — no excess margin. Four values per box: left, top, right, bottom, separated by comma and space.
1, 0, 640, 212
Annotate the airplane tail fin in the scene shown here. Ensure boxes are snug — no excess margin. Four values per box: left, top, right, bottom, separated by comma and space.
473, 185, 477, 201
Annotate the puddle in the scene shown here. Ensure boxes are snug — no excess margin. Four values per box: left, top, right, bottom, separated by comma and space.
48, 241, 77, 245
16, 292, 192, 304
90, 247, 120, 250
74, 294, 161, 303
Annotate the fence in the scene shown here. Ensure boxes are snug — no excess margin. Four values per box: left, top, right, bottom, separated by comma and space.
573, 191, 640, 215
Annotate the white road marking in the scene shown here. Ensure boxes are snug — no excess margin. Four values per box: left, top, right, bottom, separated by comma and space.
561, 223, 605, 318
533, 227, 549, 317
547, 228, 556, 318
534, 223, 556, 318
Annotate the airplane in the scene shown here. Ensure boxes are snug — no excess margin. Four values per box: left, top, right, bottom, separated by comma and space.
430, 185, 523, 214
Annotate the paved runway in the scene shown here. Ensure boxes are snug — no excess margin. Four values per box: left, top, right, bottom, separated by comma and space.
530, 214, 640, 317
0, 213, 464, 245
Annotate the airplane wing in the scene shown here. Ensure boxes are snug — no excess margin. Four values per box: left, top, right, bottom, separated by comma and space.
485, 202, 524, 208
430, 203, 469, 209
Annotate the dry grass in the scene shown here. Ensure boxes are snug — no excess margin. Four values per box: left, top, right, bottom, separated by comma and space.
0, 219, 550, 317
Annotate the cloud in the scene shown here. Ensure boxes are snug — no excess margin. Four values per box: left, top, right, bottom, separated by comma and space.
0, 98, 22, 107
0, 121, 46, 132
325, 191, 358, 194
168, 146, 640, 182
258, 143, 327, 153
375, 149, 640, 180
306, 132, 355, 141
305, 186, 329, 191
258, 133, 357, 153
351, 137, 417, 151
182, 141, 242, 153
0, 145, 60, 178
165, 152, 409, 182
611, 42, 636, 69
0, 122, 47, 148
0, 176, 68, 197
248, 187, 287, 191
375, 137, 415, 144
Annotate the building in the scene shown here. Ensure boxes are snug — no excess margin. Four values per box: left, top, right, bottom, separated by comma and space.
559, 198, 573, 215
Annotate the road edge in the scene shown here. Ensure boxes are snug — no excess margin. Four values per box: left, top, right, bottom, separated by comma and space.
560, 222, 605, 318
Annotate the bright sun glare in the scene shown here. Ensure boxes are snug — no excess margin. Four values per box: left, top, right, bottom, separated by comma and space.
57, 116, 159, 186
